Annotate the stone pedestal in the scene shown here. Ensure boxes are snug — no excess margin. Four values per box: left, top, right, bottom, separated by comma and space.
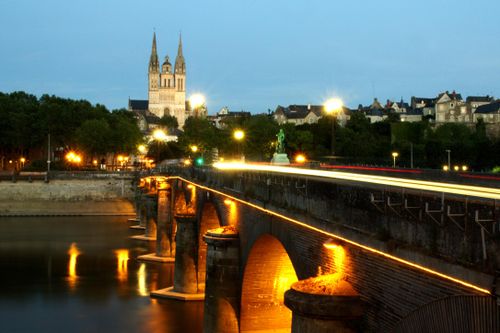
271, 153, 290, 165
151, 214, 204, 301
202, 228, 240, 333
284, 280, 364, 333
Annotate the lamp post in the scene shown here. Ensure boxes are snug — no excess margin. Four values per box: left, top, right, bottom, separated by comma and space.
392, 152, 399, 168
324, 98, 343, 158
153, 129, 167, 167
233, 129, 245, 161
445, 149, 451, 170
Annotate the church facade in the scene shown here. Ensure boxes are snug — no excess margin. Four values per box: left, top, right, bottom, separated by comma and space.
129, 33, 191, 129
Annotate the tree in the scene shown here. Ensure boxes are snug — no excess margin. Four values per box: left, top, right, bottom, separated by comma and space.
243, 115, 279, 161
159, 114, 179, 129
75, 119, 111, 157
178, 117, 219, 155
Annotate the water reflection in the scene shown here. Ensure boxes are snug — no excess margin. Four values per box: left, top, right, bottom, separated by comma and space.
67, 242, 81, 288
137, 263, 148, 296
115, 249, 129, 282
0, 216, 204, 333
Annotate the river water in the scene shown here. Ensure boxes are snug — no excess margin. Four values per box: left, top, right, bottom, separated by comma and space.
0, 216, 203, 333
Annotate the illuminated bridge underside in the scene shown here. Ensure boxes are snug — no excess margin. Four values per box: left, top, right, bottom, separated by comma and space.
240, 234, 298, 332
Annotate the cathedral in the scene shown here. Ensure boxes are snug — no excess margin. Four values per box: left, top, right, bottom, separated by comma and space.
129, 32, 191, 129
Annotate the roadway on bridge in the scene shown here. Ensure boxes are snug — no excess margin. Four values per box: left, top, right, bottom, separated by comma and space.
213, 162, 500, 200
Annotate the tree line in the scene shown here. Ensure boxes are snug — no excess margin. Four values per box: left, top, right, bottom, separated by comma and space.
2, 91, 499, 171
173, 112, 500, 171
0, 91, 142, 170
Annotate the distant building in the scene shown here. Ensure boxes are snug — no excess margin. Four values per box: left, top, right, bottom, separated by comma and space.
435, 91, 469, 123
127, 99, 181, 141
466, 95, 494, 114
358, 98, 387, 123
410, 96, 436, 118
273, 104, 351, 126
473, 100, 500, 124
208, 107, 251, 129
129, 33, 191, 130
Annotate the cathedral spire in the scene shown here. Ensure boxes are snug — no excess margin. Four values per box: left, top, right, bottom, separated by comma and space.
175, 33, 185, 74
149, 32, 159, 73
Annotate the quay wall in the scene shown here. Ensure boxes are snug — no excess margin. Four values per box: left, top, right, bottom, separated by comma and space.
0, 175, 136, 215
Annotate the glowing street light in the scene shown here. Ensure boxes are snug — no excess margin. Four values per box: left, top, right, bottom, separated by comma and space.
462, 165, 468, 172
233, 130, 245, 141
391, 152, 399, 168
190, 145, 198, 153
138, 144, 147, 154
442, 165, 449, 172
65, 151, 82, 166
20, 157, 26, 168
233, 129, 245, 161
295, 154, 306, 164
153, 129, 167, 142
189, 94, 206, 110
152, 129, 168, 166
324, 98, 343, 158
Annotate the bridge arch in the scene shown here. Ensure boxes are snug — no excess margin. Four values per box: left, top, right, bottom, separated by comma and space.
240, 234, 299, 332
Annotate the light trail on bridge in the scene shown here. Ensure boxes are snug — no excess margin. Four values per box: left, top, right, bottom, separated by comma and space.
213, 162, 500, 200
149, 175, 491, 295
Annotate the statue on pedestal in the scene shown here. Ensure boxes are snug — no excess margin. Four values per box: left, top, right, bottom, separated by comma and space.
271, 129, 290, 165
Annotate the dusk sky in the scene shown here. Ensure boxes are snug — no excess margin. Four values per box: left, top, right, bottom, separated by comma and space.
1, 0, 499, 114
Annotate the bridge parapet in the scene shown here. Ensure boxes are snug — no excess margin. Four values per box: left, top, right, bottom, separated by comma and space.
156, 165, 499, 288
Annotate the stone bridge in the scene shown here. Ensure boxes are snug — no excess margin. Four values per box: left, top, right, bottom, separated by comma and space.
130, 166, 500, 333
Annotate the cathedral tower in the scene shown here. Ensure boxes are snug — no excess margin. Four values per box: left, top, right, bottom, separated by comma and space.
147, 33, 189, 128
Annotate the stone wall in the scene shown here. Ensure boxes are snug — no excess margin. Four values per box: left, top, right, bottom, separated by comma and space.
0, 178, 134, 201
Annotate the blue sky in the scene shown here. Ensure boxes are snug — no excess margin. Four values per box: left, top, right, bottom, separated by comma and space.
1, 0, 499, 114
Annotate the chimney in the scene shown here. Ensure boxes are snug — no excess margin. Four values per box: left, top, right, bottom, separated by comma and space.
307, 104, 311, 110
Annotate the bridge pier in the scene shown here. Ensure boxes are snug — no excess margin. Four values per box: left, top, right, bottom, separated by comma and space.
202, 228, 240, 333
138, 182, 176, 262
128, 182, 143, 225
151, 214, 204, 301
284, 279, 364, 333
130, 193, 157, 241
129, 188, 146, 230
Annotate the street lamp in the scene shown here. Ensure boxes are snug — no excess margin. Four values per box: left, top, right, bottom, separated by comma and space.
295, 154, 306, 164
233, 129, 245, 160
445, 149, 451, 170
152, 129, 167, 166
324, 98, 343, 158
189, 94, 206, 117
392, 152, 399, 168
20, 157, 26, 169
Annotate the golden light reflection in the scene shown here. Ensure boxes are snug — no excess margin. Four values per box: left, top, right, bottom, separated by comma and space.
137, 263, 148, 296
67, 242, 81, 288
323, 239, 346, 278
274, 273, 297, 303
163, 176, 491, 295
115, 249, 129, 282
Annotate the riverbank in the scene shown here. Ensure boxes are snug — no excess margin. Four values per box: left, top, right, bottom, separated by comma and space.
0, 199, 135, 216
0, 174, 136, 216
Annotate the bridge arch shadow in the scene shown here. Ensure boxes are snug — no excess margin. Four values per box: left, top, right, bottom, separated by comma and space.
240, 234, 298, 332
